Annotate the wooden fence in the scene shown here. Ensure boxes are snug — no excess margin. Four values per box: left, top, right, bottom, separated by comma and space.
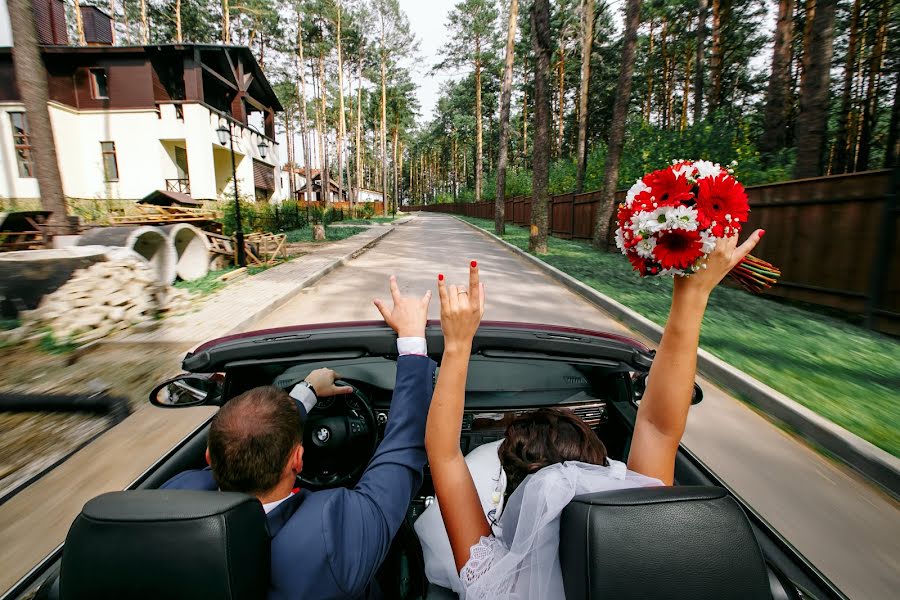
411, 169, 900, 335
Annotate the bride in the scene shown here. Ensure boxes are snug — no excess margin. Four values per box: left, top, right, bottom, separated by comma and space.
426, 230, 763, 599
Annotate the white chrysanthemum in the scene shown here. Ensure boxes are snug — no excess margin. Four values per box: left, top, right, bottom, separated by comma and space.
663, 205, 699, 231
700, 231, 717, 255
694, 160, 723, 180
625, 179, 649, 207
634, 236, 657, 259
615, 228, 627, 253
631, 208, 665, 234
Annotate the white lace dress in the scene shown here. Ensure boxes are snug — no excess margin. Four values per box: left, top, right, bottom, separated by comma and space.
456, 460, 662, 600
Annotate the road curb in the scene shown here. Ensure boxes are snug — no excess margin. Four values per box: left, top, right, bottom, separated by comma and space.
454, 216, 900, 499
220, 226, 397, 337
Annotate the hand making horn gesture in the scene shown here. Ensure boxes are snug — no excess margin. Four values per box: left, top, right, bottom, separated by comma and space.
437, 261, 485, 353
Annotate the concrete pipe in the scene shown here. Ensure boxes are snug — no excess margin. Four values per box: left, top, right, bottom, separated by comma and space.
0, 246, 110, 317
78, 226, 176, 284
160, 224, 210, 281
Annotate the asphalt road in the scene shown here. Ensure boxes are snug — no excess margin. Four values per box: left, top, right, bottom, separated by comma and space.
257, 213, 899, 600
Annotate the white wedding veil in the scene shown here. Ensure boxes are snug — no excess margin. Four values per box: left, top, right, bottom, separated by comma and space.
463, 460, 662, 600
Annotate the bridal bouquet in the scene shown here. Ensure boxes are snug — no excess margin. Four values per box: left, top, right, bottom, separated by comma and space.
615, 160, 780, 293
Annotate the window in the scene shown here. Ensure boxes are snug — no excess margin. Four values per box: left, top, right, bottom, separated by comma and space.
8, 112, 34, 178
101, 141, 119, 181
89, 68, 109, 99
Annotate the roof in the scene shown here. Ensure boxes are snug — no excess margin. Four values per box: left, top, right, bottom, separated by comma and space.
31, 43, 283, 112
138, 190, 202, 207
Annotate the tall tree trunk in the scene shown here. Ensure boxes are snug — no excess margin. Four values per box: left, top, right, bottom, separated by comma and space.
529, 0, 552, 254
453, 135, 460, 201
885, 74, 900, 168
831, 0, 859, 172
175, 0, 182, 42
707, 0, 723, 113
475, 39, 483, 202
556, 48, 565, 157
693, 0, 707, 123
575, 0, 594, 192
794, 0, 836, 178
140, 0, 148, 44
681, 50, 692, 131
798, 0, 817, 94
522, 88, 528, 162
392, 126, 399, 214
495, 0, 519, 233
8, 0, 70, 240
356, 63, 363, 209
285, 108, 295, 199
592, 0, 640, 249
660, 19, 669, 127
318, 55, 330, 202
335, 3, 347, 206
856, 0, 889, 171
73, 0, 86, 45
222, 0, 230, 43
760, 0, 795, 157
644, 18, 655, 121
379, 61, 388, 213
295, 16, 313, 203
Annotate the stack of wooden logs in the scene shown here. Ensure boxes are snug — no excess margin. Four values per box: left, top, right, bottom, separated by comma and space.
19, 256, 193, 344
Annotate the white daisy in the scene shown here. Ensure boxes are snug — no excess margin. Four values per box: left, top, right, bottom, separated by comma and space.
663, 205, 699, 231
634, 235, 657, 259
625, 179, 649, 207
694, 160, 723, 180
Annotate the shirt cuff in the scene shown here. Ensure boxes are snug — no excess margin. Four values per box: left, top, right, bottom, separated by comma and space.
397, 337, 427, 356
289, 383, 317, 415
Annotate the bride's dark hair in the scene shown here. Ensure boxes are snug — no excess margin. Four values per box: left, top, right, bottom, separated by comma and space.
498, 407, 608, 501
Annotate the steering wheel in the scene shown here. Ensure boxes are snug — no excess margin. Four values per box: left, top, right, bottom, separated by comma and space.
299, 381, 378, 489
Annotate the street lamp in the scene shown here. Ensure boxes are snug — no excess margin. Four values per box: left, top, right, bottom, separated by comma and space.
216, 121, 246, 267
257, 138, 268, 159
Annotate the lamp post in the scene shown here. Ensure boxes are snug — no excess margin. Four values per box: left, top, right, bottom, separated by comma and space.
217, 121, 246, 267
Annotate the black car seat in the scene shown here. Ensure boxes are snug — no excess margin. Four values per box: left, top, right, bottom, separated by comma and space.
559, 486, 774, 600
49, 490, 269, 600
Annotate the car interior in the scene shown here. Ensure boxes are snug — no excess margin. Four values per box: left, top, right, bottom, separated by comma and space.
11, 324, 844, 600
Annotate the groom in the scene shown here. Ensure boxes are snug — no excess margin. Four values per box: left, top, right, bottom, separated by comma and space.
163, 276, 435, 599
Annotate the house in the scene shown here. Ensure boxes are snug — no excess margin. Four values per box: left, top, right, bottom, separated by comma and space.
281, 165, 355, 203
0, 0, 283, 205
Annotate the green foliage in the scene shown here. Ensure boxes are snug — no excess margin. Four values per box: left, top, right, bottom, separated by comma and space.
221, 200, 309, 235
355, 204, 377, 219
39, 330, 78, 354
460, 216, 900, 457
174, 267, 240, 297
284, 226, 367, 243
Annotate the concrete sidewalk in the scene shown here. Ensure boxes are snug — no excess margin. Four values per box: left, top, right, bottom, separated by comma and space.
0, 221, 406, 596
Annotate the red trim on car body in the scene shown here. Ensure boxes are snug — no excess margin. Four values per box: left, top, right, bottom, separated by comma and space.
191, 320, 651, 355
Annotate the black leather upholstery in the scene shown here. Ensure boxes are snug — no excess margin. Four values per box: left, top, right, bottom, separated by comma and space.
559, 486, 773, 600
59, 490, 270, 600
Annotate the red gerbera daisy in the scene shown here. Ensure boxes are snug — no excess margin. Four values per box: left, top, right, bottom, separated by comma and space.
696, 173, 749, 237
627, 252, 649, 275
641, 167, 694, 207
653, 229, 704, 270
630, 189, 656, 213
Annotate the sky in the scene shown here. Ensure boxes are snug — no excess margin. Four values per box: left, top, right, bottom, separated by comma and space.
397, 0, 457, 124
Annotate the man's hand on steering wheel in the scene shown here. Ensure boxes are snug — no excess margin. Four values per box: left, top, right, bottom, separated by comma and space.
305, 368, 354, 398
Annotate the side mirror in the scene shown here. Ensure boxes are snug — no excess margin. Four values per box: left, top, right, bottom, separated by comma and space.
632, 373, 703, 405
150, 374, 223, 408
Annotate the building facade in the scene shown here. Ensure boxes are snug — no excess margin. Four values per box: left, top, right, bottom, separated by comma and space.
0, 2, 283, 205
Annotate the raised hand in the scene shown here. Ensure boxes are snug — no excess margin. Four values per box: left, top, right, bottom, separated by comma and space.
437, 261, 485, 353
374, 275, 432, 338
678, 229, 765, 296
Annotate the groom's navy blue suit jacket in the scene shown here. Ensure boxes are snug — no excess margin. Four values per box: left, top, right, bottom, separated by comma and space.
162, 354, 437, 600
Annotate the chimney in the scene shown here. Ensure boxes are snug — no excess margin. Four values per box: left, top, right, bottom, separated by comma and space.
81, 5, 113, 46
31, 0, 68, 45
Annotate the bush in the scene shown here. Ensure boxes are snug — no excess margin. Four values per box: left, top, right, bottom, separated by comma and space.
355, 203, 377, 219
221, 199, 257, 235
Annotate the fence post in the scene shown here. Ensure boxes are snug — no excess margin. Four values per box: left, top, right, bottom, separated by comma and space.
865, 167, 899, 329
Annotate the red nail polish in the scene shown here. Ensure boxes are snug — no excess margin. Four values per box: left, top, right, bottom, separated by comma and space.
471, 260, 477, 268
438, 274, 444, 281
760, 230, 766, 238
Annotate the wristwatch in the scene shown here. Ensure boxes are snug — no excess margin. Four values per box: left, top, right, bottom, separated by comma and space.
298, 379, 317, 398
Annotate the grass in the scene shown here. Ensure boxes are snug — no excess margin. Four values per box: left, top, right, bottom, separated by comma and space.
285, 225, 368, 243
174, 267, 240, 297
460, 216, 900, 457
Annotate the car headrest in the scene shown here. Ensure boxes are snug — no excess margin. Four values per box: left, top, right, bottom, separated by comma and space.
60, 490, 270, 600
559, 486, 772, 600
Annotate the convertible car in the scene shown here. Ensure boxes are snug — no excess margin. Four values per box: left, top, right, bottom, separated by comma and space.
6, 321, 846, 600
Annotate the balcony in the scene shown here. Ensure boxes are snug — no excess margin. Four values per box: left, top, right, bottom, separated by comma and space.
166, 178, 191, 195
